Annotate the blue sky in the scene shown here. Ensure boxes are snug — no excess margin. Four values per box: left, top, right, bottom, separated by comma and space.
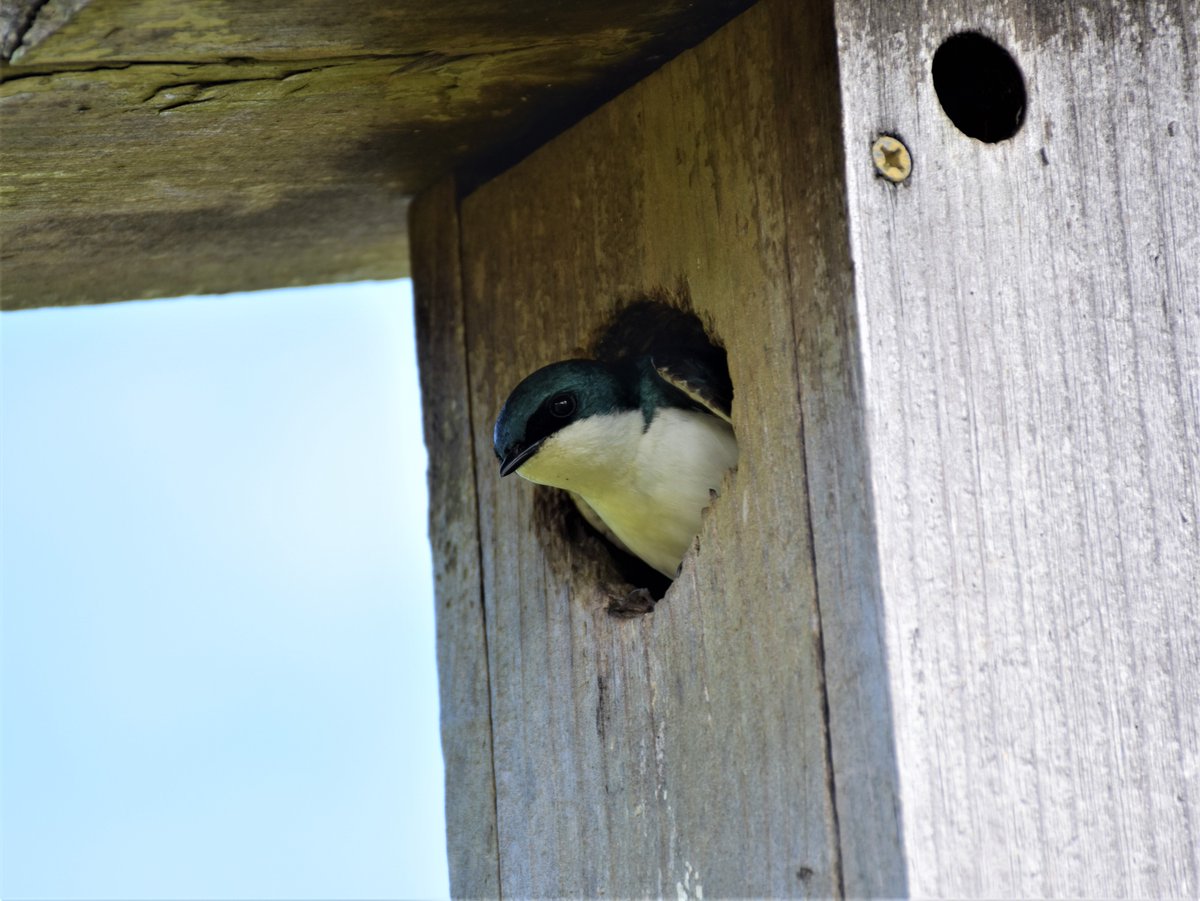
1, 280, 448, 899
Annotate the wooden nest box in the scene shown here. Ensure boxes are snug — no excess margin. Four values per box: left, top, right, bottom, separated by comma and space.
4, 0, 1197, 896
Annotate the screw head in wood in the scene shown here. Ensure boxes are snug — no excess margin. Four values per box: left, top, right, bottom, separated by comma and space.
872, 135, 912, 183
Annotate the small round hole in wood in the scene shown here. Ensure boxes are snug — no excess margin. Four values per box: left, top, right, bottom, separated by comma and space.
932, 32, 1026, 143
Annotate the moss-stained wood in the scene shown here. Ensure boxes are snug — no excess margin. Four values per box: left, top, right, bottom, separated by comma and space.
6, 0, 745, 65
411, 0, 903, 894
833, 0, 1200, 895
0, 0, 753, 309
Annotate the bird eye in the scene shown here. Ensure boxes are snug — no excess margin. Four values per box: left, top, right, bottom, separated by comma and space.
549, 393, 577, 418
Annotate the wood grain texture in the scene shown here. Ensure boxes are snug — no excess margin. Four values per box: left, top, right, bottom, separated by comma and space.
411, 0, 907, 895
0, 0, 752, 308
415, 0, 1198, 894
2, 0, 751, 65
410, 178, 499, 898
833, 0, 1200, 895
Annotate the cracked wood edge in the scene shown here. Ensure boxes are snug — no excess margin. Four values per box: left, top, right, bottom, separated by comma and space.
410, 176, 500, 898
1, 0, 756, 307
1, 0, 92, 62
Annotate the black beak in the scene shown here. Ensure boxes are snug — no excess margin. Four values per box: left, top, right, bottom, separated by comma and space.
498, 438, 545, 477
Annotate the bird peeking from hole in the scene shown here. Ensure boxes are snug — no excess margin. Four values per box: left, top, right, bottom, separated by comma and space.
493, 302, 738, 616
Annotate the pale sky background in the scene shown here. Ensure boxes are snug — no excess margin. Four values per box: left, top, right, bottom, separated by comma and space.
0, 280, 449, 900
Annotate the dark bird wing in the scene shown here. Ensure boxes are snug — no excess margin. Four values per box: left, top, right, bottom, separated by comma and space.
593, 297, 734, 424
652, 353, 734, 424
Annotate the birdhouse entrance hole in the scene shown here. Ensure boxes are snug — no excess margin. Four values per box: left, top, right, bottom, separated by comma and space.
530, 294, 735, 611
932, 32, 1027, 143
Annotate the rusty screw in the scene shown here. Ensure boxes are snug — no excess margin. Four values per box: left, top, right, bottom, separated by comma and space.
871, 135, 912, 183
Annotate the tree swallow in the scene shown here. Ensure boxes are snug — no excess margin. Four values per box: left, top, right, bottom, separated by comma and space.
493, 331, 738, 585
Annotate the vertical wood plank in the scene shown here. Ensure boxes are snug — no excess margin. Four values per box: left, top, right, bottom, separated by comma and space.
834, 0, 1200, 895
409, 177, 500, 897
414, 1, 1199, 895
437, 0, 906, 894
766, 2, 910, 894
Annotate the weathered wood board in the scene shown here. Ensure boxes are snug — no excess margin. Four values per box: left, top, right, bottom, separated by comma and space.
410, 179, 499, 898
413, 0, 904, 895
413, 0, 1200, 896
832, 0, 1200, 896
0, 0, 752, 309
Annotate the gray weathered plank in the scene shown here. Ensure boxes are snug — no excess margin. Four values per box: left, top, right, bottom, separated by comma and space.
833, 0, 1200, 895
436, 0, 898, 895
0, 0, 91, 60
415, 0, 1199, 895
768, 2, 911, 892
410, 177, 500, 898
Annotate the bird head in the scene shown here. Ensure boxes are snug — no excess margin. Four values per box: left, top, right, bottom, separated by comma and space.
493, 359, 632, 479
